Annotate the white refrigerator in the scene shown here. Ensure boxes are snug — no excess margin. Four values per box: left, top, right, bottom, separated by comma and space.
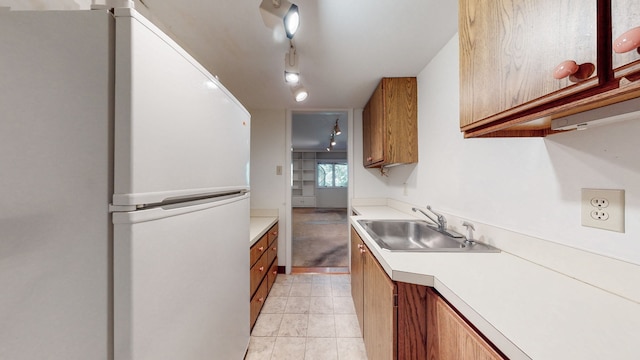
0, 6, 250, 360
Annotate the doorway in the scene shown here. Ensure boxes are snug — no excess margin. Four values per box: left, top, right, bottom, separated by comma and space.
290, 111, 350, 273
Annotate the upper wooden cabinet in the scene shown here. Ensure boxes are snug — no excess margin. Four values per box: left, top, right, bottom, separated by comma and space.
362, 77, 418, 168
459, 0, 640, 137
612, 0, 640, 79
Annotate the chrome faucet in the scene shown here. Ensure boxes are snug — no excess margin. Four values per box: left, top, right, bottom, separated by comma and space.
461, 221, 476, 245
412, 205, 447, 232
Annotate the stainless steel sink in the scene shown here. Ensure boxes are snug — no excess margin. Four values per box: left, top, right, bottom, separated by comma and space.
357, 219, 499, 252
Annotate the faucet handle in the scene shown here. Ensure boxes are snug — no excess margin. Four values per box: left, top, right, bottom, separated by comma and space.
461, 221, 475, 243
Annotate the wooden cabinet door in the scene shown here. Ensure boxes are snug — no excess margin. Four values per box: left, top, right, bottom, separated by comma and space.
459, 0, 601, 128
362, 101, 372, 166
368, 81, 385, 165
362, 82, 384, 167
612, 0, 640, 79
427, 289, 504, 360
350, 227, 365, 336
363, 248, 397, 360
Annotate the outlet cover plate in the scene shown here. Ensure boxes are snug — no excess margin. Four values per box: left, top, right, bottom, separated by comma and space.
581, 189, 625, 232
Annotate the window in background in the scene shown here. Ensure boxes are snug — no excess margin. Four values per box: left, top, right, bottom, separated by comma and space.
317, 162, 348, 188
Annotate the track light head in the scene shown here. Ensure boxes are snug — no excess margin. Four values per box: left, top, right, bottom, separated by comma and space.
259, 0, 300, 39
291, 84, 308, 102
334, 119, 342, 135
283, 4, 299, 39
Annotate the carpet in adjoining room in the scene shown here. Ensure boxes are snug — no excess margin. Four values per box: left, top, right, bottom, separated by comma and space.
292, 208, 349, 267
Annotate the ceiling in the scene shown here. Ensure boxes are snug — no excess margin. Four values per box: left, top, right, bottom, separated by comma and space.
134, 0, 459, 110
7, 0, 458, 149
292, 111, 348, 152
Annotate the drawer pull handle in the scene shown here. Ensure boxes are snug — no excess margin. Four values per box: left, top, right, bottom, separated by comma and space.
272, 231, 278, 236
258, 246, 264, 252
553, 60, 594, 82
366, 156, 372, 162
259, 266, 265, 272
272, 247, 277, 251
614, 26, 640, 54
357, 244, 363, 249
272, 270, 278, 275
258, 297, 265, 303
360, 248, 366, 254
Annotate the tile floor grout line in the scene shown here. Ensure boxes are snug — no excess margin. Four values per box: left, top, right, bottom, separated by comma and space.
248, 273, 365, 359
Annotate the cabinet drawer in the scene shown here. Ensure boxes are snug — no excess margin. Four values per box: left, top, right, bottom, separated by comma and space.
250, 255, 268, 298
267, 239, 277, 267
250, 234, 268, 267
250, 278, 268, 330
267, 223, 279, 246
267, 257, 278, 294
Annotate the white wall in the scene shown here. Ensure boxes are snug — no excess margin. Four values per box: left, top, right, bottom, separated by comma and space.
249, 109, 288, 260
354, 34, 640, 266
0, 0, 89, 9
316, 188, 348, 208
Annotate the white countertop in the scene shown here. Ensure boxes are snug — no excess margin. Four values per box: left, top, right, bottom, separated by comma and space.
249, 216, 278, 246
351, 205, 640, 360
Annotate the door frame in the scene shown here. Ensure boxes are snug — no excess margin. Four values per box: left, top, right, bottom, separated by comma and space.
284, 108, 354, 274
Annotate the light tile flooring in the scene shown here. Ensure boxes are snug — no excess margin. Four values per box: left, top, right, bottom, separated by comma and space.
245, 273, 368, 360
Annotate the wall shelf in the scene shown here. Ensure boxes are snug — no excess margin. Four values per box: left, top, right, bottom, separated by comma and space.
292, 151, 316, 207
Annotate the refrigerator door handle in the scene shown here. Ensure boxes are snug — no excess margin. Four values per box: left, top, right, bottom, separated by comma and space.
109, 204, 138, 212
112, 192, 249, 224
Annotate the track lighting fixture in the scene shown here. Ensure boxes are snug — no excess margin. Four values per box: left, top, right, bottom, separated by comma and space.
333, 119, 341, 135
259, 0, 300, 39
291, 83, 308, 102
260, 0, 307, 101
284, 46, 300, 84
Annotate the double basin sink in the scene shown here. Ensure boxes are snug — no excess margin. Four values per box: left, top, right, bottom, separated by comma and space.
357, 219, 499, 253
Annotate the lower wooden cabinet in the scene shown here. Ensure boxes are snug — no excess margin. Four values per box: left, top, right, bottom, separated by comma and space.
250, 278, 268, 330
350, 227, 365, 336
351, 227, 399, 360
363, 246, 397, 360
427, 288, 505, 360
351, 226, 506, 359
267, 257, 278, 293
249, 221, 279, 330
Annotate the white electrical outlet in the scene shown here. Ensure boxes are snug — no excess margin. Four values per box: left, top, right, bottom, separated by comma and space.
581, 189, 625, 232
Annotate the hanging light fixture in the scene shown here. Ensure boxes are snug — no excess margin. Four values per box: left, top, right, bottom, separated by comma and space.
291, 83, 308, 102
284, 46, 300, 84
333, 119, 341, 135
259, 0, 300, 39
326, 137, 333, 151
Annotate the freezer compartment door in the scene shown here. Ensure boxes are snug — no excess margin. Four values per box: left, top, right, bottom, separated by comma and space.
113, 194, 250, 360
113, 9, 250, 206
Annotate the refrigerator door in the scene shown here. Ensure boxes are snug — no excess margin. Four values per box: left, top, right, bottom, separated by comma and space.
113, 9, 250, 206
0, 10, 113, 360
113, 193, 250, 360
